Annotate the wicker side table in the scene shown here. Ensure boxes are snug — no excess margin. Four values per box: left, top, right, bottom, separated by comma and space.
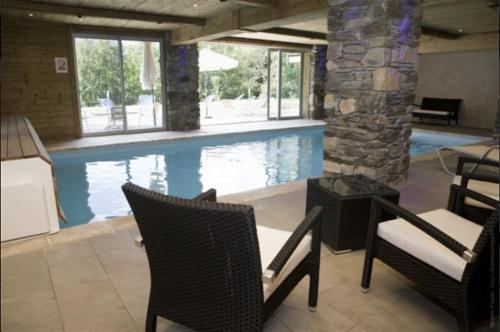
306, 174, 400, 254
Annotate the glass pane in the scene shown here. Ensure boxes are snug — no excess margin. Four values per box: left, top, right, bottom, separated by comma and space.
280, 52, 302, 118
75, 38, 124, 134
122, 40, 163, 130
268, 50, 280, 119
198, 43, 267, 125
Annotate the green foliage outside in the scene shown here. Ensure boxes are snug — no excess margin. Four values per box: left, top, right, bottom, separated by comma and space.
199, 43, 302, 101
74, 39, 301, 107
75, 38, 162, 108
199, 43, 267, 101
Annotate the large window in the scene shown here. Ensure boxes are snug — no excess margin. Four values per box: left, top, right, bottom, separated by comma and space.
74, 35, 164, 135
199, 43, 304, 125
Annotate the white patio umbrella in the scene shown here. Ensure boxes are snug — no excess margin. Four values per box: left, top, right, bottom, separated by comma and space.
141, 42, 158, 126
199, 48, 239, 72
199, 48, 239, 117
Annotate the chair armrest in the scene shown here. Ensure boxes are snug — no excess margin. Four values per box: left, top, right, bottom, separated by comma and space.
134, 189, 218, 248
460, 172, 500, 186
371, 196, 477, 263
193, 189, 217, 202
456, 155, 499, 175
412, 103, 421, 108
449, 184, 499, 212
263, 206, 322, 284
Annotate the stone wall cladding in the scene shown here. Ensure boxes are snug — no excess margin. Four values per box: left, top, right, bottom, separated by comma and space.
309, 45, 328, 119
324, 0, 422, 184
165, 38, 200, 131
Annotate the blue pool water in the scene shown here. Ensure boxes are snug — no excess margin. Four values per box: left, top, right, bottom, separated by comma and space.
51, 127, 483, 227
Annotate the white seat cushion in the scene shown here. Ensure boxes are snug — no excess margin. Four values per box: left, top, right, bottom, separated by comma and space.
453, 176, 499, 210
413, 109, 450, 116
257, 225, 311, 301
377, 209, 483, 281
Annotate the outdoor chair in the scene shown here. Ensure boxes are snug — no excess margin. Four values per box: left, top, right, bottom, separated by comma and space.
451, 156, 499, 223
361, 185, 499, 332
97, 98, 123, 129
138, 95, 155, 126
436, 143, 499, 175
122, 182, 322, 332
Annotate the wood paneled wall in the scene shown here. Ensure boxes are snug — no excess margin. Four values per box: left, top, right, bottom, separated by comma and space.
1, 18, 79, 139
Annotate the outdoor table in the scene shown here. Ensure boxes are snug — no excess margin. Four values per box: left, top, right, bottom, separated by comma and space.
306, 174, 400, 254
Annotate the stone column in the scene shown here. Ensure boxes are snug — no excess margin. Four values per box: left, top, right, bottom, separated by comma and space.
165, 37, 200, 131
309, 45, 328, 119
324, 0, 422, 184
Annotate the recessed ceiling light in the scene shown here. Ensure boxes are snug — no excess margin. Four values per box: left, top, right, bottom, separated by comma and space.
28, 13, 34, 17
193, 3, 198, 7
458, 29, 463, 32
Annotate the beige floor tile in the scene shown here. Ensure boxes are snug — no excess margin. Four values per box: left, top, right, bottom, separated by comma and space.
275, 301, 357, 332
44, 240, 95, 266
1, 289, 63, 332
321, 283, 443, 332
347, 326, 368, 332
107, 263, 151, 329
108, 215, 138, 232
1, 251, 52, 301
49, 256, 136, 331
46, 221, 115, 246
89, 231, 147, 273
265, 317, 292, 332
1, 236, 49, 259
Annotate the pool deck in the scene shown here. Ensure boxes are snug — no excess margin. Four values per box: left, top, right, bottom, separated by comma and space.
1, 148, 498, 332
44, 119, 325, 152
1, 151, 497, 332
2, 122, 497, 331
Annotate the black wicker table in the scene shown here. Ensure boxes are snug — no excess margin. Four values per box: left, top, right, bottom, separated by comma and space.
306, 174, 400, 254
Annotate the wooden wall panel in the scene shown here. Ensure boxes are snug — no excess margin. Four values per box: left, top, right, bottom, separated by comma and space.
1, 18, 78, 139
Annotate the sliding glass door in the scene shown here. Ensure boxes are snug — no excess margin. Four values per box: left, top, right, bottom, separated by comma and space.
267, 49, 303, 120
74, 35, 164, 135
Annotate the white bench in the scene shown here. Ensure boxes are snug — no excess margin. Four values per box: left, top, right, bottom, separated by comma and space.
1, 115, 63, 242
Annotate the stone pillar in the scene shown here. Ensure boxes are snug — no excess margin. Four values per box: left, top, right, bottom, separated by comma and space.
309, 45, 328, 119
324, 0, 422, 184
165, 37, 200, 131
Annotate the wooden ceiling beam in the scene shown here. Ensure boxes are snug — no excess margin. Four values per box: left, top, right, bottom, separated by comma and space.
171, 0, 327, 44
215, 36, 312, 50
219, 0, 276, 9
421, 25, 461, 39
0, 0, 206, 26
258, 27, 326, 40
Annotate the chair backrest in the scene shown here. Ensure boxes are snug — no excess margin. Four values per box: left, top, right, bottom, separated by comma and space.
122, 183, 264, 331
462, 208, 499, 285
421, 97, 461, 114
97, 98, 114, 108
138, 95, 153, 105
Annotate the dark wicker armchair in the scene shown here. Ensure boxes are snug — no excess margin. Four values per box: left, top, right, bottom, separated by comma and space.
122, 182, 322, 332
361, 185, 499, 332
451, 156, 499, 223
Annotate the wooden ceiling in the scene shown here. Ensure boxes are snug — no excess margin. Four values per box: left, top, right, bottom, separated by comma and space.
284, 0, 499, 36
1, 0, 498, 44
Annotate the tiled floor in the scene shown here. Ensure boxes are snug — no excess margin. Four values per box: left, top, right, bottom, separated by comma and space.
1, 153, 497, 331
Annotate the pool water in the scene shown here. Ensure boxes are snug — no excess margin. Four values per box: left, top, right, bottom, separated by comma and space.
51, 127, 483, 227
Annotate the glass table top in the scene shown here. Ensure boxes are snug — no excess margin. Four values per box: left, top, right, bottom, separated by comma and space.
311, 175, 398, 197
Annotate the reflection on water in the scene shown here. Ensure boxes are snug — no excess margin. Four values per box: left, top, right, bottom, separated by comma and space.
52, 128, 324, 227
52, 128, 483, 228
